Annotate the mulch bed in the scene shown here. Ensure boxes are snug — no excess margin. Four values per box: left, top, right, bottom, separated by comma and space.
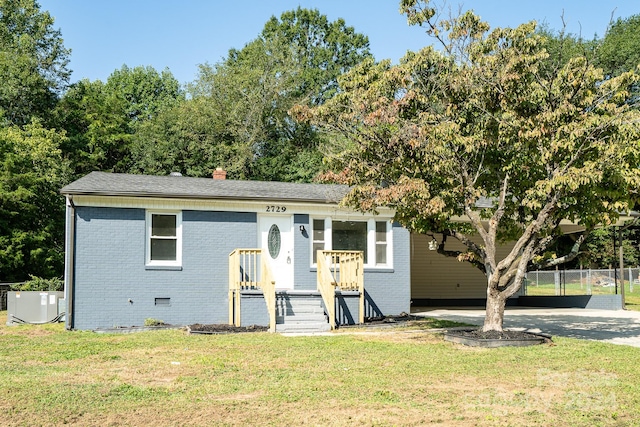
186, 314, 418, 334
449, 329, 551, 341
444, 328, 553, 347
187, 323, 268, 334
365, 312, 422, 324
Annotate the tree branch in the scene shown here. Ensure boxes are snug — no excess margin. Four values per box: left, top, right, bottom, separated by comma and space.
429, 231, 487, 272
534, 233, 587, 269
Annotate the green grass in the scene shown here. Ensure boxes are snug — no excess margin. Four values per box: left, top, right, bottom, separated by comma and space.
1, 311, 639, 426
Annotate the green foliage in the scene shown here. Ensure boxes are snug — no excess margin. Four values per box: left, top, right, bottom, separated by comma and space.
577, 227, 640, 268
597, 14, 640, 79
303, 0, 640, 330
143, 318, 165, 327
133, 8, 371, 181
536, 24, 599, 76
260, 7, 371, 105
0, 0, 71, 126
11, 275, 63, 291
597, 14, 640, 100
54, 66, 184, 176
131, 94, 253, 178
0, 121, 70, 281
104, 65, 183, 123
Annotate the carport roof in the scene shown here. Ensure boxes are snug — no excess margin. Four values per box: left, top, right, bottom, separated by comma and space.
60, 171, 350, 204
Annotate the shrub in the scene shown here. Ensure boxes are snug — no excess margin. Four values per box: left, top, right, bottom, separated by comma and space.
11, 276, 63, 292
144, 318, 165, 327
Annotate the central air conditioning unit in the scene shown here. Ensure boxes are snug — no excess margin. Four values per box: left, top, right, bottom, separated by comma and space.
6, 291, 65, 325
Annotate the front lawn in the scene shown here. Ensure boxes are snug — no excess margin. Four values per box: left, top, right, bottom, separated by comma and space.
0, 311, 638, 426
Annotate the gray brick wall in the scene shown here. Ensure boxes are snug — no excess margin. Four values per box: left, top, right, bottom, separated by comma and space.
335, 292, 360, 325
293, 220, 411, 320
71, 208, 411, 329
362, 223, 411, 317
237, 292, 270, 326
72, 207, 256, 330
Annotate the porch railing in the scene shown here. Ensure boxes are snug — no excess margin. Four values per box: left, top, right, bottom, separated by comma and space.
228, 249, 276, 332
316, 250, 365, 328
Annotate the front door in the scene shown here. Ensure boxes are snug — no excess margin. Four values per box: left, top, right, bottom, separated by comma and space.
259, 215, 294, 289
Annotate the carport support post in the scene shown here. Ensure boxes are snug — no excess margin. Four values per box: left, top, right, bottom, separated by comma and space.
619, 227, 626, 309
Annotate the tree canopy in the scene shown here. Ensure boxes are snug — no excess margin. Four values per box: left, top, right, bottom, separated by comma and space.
598, 14, 640, 80
0, 121, 69, 281
597, 14, 640, 101
298, 0, 640, 331
55, 65, 184, 176
3, 0, 640, 288
0, 0, 70, 125
135, 8, 372, 182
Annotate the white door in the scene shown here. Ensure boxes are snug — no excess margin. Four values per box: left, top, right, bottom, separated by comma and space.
259, 215, 294, 289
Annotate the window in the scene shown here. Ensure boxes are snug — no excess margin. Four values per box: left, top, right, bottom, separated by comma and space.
312, 219, 325, 263
333, 221, 368, 262
146, 211, 182, 267
375, 221, 387, 264
312, 218, 391, 268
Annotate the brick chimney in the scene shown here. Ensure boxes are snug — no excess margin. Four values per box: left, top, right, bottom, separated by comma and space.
212, 167, 227, 180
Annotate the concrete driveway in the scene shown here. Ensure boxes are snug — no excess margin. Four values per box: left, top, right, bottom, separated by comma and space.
413, 307, 640, 348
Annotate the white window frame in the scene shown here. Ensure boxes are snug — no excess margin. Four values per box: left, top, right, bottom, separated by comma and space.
311, 217, 392, 269
145, 210, 182, 268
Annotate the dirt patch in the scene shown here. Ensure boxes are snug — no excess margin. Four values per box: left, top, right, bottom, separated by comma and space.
186, 323, 268, 334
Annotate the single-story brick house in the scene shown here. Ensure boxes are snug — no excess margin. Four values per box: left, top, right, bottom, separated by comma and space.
60, 171, 410, 331
61, 171, 610, 331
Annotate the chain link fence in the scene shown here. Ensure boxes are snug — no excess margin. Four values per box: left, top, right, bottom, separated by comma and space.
524, 268, 639, 296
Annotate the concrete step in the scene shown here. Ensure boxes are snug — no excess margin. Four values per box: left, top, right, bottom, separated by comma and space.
278, 308, 327, 321
279, 297, 324, 306
275, 293, 330, 333
277, 321, 331, 333
278, 304, 326, 315
276, 295, 326, 315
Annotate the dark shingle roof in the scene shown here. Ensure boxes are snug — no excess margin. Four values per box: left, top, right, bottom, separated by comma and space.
60, 172, 349, 204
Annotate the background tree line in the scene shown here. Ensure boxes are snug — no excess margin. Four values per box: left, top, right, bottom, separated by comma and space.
1, 0, 638, 282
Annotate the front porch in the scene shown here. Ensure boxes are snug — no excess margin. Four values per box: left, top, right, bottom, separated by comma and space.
228, 249, 366, 332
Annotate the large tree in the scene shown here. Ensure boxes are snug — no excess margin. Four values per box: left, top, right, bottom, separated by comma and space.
0, 121, 69, 281
597, 14, 640, 81
298, 0, 640, 331
135, 8, 372, 181
55, 65, 183, 176
0, 0, 70, 126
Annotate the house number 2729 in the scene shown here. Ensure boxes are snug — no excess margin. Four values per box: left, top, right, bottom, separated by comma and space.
266, 206, 287, 213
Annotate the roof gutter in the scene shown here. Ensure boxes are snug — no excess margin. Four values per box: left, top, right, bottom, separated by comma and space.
59, 190, 346, 205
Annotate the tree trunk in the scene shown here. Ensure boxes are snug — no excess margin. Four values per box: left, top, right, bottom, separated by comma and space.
483, 290, 506, 332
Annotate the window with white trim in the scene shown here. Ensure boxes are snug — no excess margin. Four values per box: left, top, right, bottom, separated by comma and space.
312, 219, 325, 264
333, 220, 368, 262
311, 218, 392, 268
146, 211, 182, 267
375, 221, 388, 264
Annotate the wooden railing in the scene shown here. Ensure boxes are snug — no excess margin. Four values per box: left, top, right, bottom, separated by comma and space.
316, 250, 365, 328
228, 249, 276, 332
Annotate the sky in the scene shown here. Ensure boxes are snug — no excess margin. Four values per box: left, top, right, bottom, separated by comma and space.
39, 0, 639, 86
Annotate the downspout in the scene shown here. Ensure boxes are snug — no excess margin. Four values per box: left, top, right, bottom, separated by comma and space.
65, 195, 76, 330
